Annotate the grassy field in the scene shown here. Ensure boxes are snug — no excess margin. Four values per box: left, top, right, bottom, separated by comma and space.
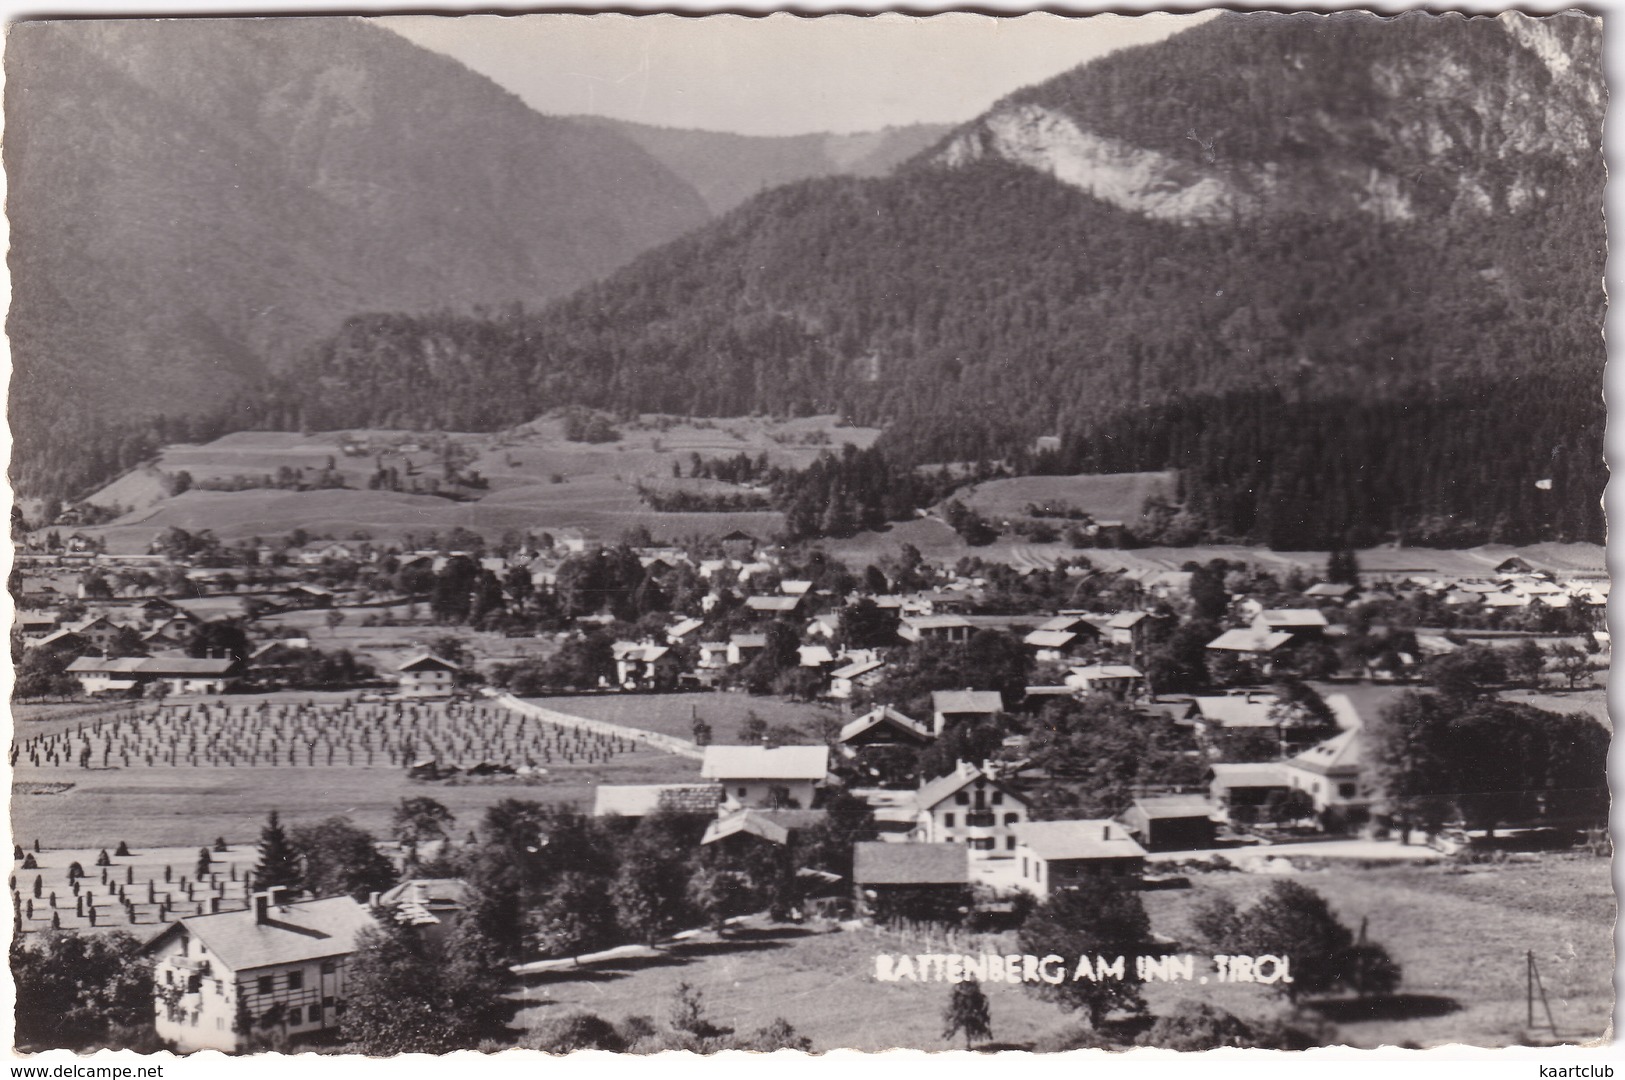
512, 854, 1612, 1051
956, 472, 1175, 525
75, 417, 879, 553
525, 692, 842, 745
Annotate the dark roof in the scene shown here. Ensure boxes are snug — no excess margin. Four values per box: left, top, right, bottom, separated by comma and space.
853, 842, 968, 886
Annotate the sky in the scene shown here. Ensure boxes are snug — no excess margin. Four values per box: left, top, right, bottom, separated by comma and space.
380, 12, 1215, 137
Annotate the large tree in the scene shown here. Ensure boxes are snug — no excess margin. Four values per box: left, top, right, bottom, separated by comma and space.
1017, 875, 1152, 1028
12, 930, 155, 1051
290, 816, 397, 901
252, 810, 301, 891
1365, 691, 1609, 837
339, 911, 507, 1054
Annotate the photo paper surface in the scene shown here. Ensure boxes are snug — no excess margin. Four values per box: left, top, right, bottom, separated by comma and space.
3, 8, 1611, 1058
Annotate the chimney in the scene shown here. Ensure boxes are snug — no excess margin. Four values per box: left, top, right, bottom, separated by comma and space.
209, 897, 221, 914
253, 892, 269, 925
368, 891, 381, 908
1102, 824, 1110, 841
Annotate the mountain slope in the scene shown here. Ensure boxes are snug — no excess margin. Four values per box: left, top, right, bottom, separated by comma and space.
6, 17, 710, 498
573, 118, 954, 215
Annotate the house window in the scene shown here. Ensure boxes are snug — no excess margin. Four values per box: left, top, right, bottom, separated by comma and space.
321, 960, 336, 975
1022, 857, 1029, 878
287, 971, 304, 991
944, 813, 955, 829
737, 787, 747, 798
1004, 813, 1019, 826
258, 975, 273, 994
308, 1004, 322, 1024
991, 791, 1004, 806
1338, 783, 1357, 799
1005, 836, 1016, 851
955, 792, 970, 806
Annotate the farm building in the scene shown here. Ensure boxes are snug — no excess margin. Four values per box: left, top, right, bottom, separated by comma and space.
1119, 796, 1217, 852
931, 689, 1003, 735
839, 705, 934, 749
702, 745, 830, 810
912, 760, 1029, 856
852, 842, 970, 917
67, 655, 241, 696
147, 891, 376, 1053
1252, 609, 1330, 638
1064, 664, 1145, 700
899, 614, 973, 645
827, 656, 886, 700
701, 808, 827, 849
376, 879, 468, 949
1208, 763, 1291, 819
1011, 820, 1147, 898
395, 654, 461, 698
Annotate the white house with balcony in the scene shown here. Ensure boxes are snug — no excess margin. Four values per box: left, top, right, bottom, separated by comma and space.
912, 760, 1030, 858
146, 890, 375, 1053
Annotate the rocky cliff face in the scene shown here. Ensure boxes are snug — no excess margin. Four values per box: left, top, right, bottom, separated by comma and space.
931, 12, 1601, 227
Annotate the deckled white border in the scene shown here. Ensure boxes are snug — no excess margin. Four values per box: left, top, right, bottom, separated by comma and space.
0, 0, 1617, 1075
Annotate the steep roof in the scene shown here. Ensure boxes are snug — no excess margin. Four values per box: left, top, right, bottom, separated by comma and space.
853, 842, 968, 886
157, 896, 376, 973
701, 808, 826, 846
702, 745, 830, 781
1289, 728, 1361, 776
839, 705, 933, 745
397, 653, 460, 673
1014, 820, 1147, 862
913, 762, 1024, 813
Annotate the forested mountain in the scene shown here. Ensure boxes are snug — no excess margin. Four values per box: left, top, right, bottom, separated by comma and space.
278, 12, 1605, 548
573, 118, 954, 214
6, 17, 709, 499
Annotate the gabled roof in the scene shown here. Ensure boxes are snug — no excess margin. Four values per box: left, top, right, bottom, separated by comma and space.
1024, 629, 1078, 649
1257, 609, 1329, 629
840, 705, 933, 745
151, 896, 375, 973
1288, 728, 1361, 776
397, 653, 461, 673
745, 595, 802, 612
931, 689, 1003, 715
1037, 615, 1086, 633
1206, 629, 1294, 654
905, 614, 972, 630
853, 842, 968, 886
667, 618, 705, 639
798, 645, 835, 666
1209, 762, 1291, 789
1067, 664, 1144, 681
913, 762, 1024, 813
701, 808, 826, 846
779, 580, 814, 596
1013, 820, 1146, 862
1190, 694, 1278, 728
1129, 795, 1215, 821
1107, 612, 1150, 630
67, 656, 237, 676
701, 745, 830, 781
830, 658, 885, 681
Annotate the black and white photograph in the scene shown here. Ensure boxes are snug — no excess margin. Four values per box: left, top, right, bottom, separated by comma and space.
2, 4, 1613, 1060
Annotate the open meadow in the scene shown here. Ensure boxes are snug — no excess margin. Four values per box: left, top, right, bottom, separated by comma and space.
525, 692, 842, 745
512, 854, 1614, 1051
73, 415, 880, 553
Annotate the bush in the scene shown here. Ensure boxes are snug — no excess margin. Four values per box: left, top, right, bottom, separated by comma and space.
524, 1012, 627, 1053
